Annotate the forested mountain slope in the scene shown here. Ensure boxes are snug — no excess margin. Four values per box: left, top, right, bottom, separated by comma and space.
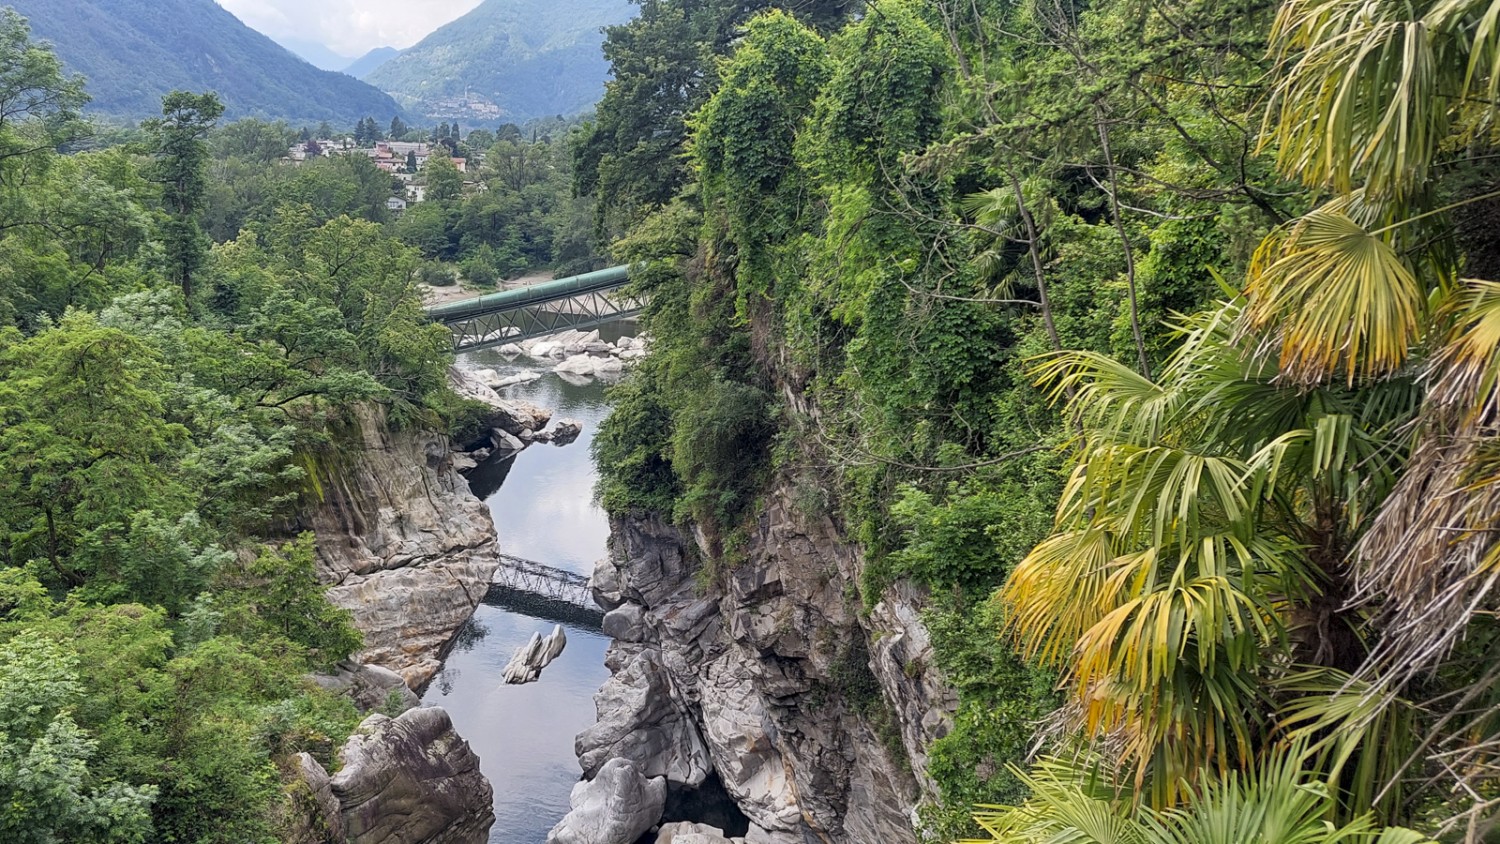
7, 0, 403, 123
364, 0, 635, 121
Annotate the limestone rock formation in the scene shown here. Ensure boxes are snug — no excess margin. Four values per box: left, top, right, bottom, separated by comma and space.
546, 757, 667, 844
303, 403, 501, 687
577, 489, 957, 843
324, 707, 494, 844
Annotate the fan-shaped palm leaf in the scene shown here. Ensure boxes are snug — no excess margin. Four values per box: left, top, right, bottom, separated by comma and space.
1245, 206, 1422, 386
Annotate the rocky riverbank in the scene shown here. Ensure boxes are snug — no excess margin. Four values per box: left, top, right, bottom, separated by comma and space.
555, 481, 958, 843
292, 365, 594, 843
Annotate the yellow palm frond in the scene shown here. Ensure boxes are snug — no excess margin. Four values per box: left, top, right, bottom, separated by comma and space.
1426, 279, 1500, 423
1245, 206, 1422, 386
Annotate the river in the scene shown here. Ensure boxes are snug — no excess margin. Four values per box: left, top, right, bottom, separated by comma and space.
422, 323, 634, 843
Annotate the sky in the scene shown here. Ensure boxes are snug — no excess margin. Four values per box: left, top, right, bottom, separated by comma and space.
215, 0, 483, 57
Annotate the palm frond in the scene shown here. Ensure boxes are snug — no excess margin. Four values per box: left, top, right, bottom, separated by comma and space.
1245, 206, 1422, 386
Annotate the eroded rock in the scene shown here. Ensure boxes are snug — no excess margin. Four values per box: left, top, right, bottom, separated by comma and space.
306, 404, 500, 687
546, 757, 666, 844
328, 707, 493, 844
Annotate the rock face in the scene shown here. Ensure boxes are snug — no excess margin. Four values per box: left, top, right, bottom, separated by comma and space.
547, 757, 667, 844
303, 403, 501, 688
314, 707, 494, 844
578, 488, 957, 842
312, 660, 421, 713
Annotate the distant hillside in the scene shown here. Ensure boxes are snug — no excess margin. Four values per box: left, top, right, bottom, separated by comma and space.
274, 35, 356, 71
364, 0, 635, 123
7, 0, 405, 125
344, 46, 401, 79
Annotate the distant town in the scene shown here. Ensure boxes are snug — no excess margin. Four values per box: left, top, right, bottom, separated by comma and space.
286, 135, 476, 212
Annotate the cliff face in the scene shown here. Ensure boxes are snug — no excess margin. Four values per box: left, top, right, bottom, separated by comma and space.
303, 404, 501, 688
578, 485, 957, 842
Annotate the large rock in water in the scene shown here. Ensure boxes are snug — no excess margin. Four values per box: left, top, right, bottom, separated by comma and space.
325, 707, 494, 844
448, 366, 552, 434
303, 403, 501, 687
546, 757, 667, 844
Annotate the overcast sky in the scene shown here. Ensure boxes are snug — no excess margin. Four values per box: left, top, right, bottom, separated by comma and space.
216, 0, 483, 56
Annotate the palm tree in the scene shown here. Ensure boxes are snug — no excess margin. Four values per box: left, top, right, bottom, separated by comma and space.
1003, 303, 1421, 805
965, 751, 1433, 844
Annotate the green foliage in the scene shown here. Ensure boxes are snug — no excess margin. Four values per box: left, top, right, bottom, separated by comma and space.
887, 478, 1052, 591
921, 599, 1057, 843
424, 154, 463, 203
0, 24, 459, 841
146, 90, 224, 302
216, 536, 362, 670
0, 633, 155, 844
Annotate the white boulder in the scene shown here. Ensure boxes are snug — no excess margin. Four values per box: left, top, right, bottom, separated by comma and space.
503, 625, 568, 685
545, 758, 666, 844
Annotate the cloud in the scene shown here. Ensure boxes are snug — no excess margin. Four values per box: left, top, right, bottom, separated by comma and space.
216, 0, 483, 56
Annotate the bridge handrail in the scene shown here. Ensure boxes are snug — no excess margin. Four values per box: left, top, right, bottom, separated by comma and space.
426, 264, 632, 322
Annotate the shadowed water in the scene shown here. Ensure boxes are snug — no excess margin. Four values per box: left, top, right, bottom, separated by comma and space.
421, 323, 634, 843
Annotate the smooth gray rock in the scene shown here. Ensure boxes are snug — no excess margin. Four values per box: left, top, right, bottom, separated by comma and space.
491, 428, 526, 454
307, 403, 501, 687
504, 625, 568, 684
289, 752, 345, 843
448, 367, 552, 434
330, 707, 494, 844
589, 556, 625, 611
601, 604, 649, 643
576, 646, 712, 786
546, 757, 666, 844
312, 660, 420, 713
554, 354, 598, 376
550, 418, 585, 445
655, 822, 743, 844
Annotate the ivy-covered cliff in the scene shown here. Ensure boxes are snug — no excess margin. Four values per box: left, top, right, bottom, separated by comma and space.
579, 0, 1500, 839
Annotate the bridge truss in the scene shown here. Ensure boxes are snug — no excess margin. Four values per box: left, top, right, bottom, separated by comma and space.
446, 290, 642, 354
487, 554, 605, 631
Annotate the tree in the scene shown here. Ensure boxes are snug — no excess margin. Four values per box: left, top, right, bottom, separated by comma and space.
213, 118, 295, 163
389, 115, 407, 139
0, 312, 192, 592
146, 91, 224, 303
969, 752, 1431, 844
405, 149, 418, 172
425, 153, 463, 202
0, 633, 156, 844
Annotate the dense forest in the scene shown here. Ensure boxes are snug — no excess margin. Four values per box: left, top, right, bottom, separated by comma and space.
0, 10, 503, 840
580, 0, 1500, 840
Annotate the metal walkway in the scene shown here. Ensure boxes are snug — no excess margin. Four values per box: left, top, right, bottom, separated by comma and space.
426, 265, 639, 353
486, 554, 605, 631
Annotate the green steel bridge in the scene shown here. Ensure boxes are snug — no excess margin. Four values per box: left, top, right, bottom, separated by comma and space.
425, 265, 638, 353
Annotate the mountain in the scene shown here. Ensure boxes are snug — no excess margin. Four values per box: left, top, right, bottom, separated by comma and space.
8, 0, 405, 125
364, 0, 636, 123
344, 46, 401, 79
274, 35, 356, 71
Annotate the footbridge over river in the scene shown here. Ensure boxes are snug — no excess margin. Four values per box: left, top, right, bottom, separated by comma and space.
426, 265, 638, 354
485, 553, 605, 631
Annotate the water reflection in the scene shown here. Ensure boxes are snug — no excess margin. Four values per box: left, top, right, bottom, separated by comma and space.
421, 325, 633, 844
